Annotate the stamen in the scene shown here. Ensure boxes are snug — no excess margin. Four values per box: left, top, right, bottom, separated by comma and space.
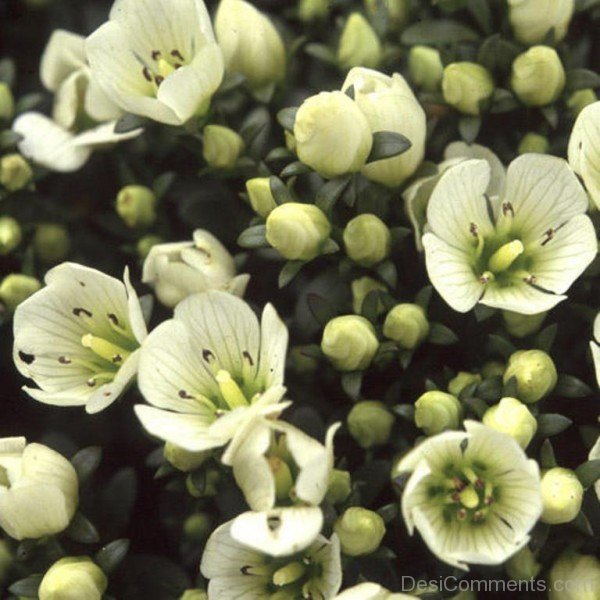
216, 370, 249, 410
81, 334, 131, 365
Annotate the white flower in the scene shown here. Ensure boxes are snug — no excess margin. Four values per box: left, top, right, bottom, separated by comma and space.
423, 154, 597, 314
13, 112, 141, 173
341, 67, 426, 188
589, 434, 600, 503
134, 291, 288, 452
334, 583, 412, 599
200, 520, 341, 597
590, 313, 600, 388
13, 262, 148, 414
142, 229, 250, 309
404, 141, 505, 251
393, 421, 542, 570
0, 437, 78, 541
568, 100, 600, 210
86, 0, 224, 126
222, 418, 339, 511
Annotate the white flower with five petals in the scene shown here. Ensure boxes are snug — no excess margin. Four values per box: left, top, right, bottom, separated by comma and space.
423, 154, 597, 314
86, 0, 224, 126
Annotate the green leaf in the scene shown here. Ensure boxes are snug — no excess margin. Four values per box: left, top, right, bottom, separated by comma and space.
376, 260, 397, 288
571, 511, 593, 536
566, 68, 600, 91
114, 113, 146, 134
367, 131, 412, 163
401, 20, 480, 45
575, 459, 600, 488
534, 323, 558, 353
65, 512, 101, 544
9, 574, 43, 596
237, 224, 268, 249
488, 334, 517, 359
304, 43, 337, 65
0, 58, 16, 86
96, 539, 130, 575
541, 105, 559, 129
269, 176, 293, 204
377, 503, 398, 522
307, 293, 337, 325
576, 0, 600, 10
536, 414, 572, 438
280, 161, 311, 178
503, 375, 518, 398
321, 238, 340, 255
0, 129, 24, 149
315, 176, 351, 214
361, 290, 382, 324
476, 376, 503, 402
15, 92, 45, 114
152, 172, 176, 199
276, 107, 298, 132
465, 0, 492, 34
555, 374, 592, 398
473, 304, 496, 322
392, 404, 415, 421
478, 35, 520, 72
540, 439, 557, 469
463, 396, 488, 418
490, 88, 519, 114
71, 446, 102, 484
458, 116, 481, 144
240, 107, 270, 147
279, 261, 305, 288
218, 72, 246, 94
414, 286, 433, 310
341, 371, 363, 400
427, 323, 459, 345
399, 348, 414, 368
298, 344, 322, 359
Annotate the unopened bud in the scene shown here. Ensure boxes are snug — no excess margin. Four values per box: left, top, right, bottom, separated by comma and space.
442, 62, 495, 115
351, 276, 386, 314
321, 315, 379, 371
0, 153, 33, 192
202, 125, 245, 170
116, 185, 157, 229
338, 13, 382, 71
334, 507, 385, 556
566, 88, 597, 117
0, 274, 42, 312
33, 223, 70, 263
481, 361, 505, 378
508, 0, 574, 45
326, 469, 352, 504
503, 349, 557, 403
364, 0, 409, 31
483, 397, 537, 449
0, 83, 14, 121
409, 46, 444, 92
518, 133, 549, 156
343, 214, 391, 267
183, 513, 212, 542
505, 546, 541, 581
347, 401, 394, 448
503, 310, 547, 337
447, 371, 481, 397
268, 455, 294, 501
298, 0, 329, 21
383, 303, 429, 350
540, 467, 584, 524
179, 590, 208, 600
414, 391, 462, 435
39, 557, 107, 600
164, 442, 209, 472
0, 216, 22, 255
511, 46, 565, 107
136, 234, 163, 259
548, 551, 600, 600
245, 177, 277, 218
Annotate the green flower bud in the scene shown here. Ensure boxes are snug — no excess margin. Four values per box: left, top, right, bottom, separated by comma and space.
409, 46, 444, 92
508, 0, 574, 45
503, 310, 547, 337
183, 513, 212, 542
364, 0, 409, 31
414, 391, 462, 435
0, 154, 33, 192
383, 303, 430, 350
503, 349, 557, 403
0, 216, 22, 255
505, 546, 542, 581
447, 371, 481, 397
266, 202, 331, 261
541, 467, 584, 524
186, 468, 220, 498
567, 88, 597, 117
33, 224, 70, 263
245, 177, 277, 218
347, 400, 395, 448
483, 397, 537, 449
0, 539, 13, 588
136, 234, 164, 259
202, 125, 245, 170
518, 133, 549, 156
343, 214, 391, 267
0, 83, 14, 121
351, 276, 387, 314
548, 551, 600, 600
442, 62, 495, 116
321, 315, 379, 371
511, 46, 565, 107
39, 557, 107, 600
180, 591, 208, 600
294, 91, 373, 178
338, 13, 382, 70
164, 442, 209, 472
116, 185, 157, 229
334, 507, 386, 556
326, 469, 352, 504
481, 360, 505, 378
0, 274, 42, 312
298, 0, 329, 21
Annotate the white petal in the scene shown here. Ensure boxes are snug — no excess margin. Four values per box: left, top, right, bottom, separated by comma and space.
14, 112, 90, 172
422, 233, 483, 313
84, 71, 124, 122
123, 267, 148, 343
52, 70, 87, 130
591, 341, 600, 390
305, 534, 343, 599
480, 281, 566, 314
426, 159, 494, 251
230, 507, 323, 557
588, 435, 600, 501
72, 121, 143, 148
40, 29, 86, 92
257, 303, 288, 389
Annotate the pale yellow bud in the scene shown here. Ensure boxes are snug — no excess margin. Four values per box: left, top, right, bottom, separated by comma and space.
383, 303, 429, 350
0, 274, 42, 312
517, 133, 549, 155
33, 224, 70, 263
364, 0, 409, 30
245, 177, 277, 218
511, 46, 565, 107
541, 467, 584, 524
338, 13, 382, 71
567, 89, 597, 117
483, 397, 537, 449
409, 46, 444, 92
321, 315, 379, 371
202, 125, 245, 170
503, 349, 557, 403
343, 214, 391, 267
0, 216, 22, 255
183, 513, 212, 542
115, 185, 157, 229
0, 154, 33, 192
347, 401, 395, 448
503, 310, 547, 337
334, 507, 386, 556
351, 276, 386, 314
442, 62, 495, 116
164, 442, 209, 472
326, 469, 352, 504
179, 590, 208, 600
0, 83, 14, 121
505, 546, 542, 581
414, 391, 462, 435
298, 0, 329, 21
548, 551, 600, 600
508, 0, 574, 45
447, 371, 481, 397
39, 557, 107, 600
136, 234, 163, 259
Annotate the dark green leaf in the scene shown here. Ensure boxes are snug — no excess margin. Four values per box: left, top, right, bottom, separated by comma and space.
401, 20, 480, 45
307, 293, 337, 325
571, 511, 594, 536
0, 58, 16, 86
15, 92, 45, 114
265, 147, 293, 162
392, 404, 415, 420
321, 238, 340, 255
218, 72, 246, 93
96, 539, 130, 575
377, 503, 398, 522
279, 260, 305, 288
463, 396, 488, 418
490, 88, 519, 114
280, 161, 311, 178
488, 334, 517, 358
304, 43, 337, 65
576, 0, 600, 10
114, 113, 146, 134
534, 323, 558, 353
269, 176, 293, 204
0, 129, 24, 149
476, 376, 503, 402
473, 304, 496, 322
466, 0, 492, 34
503, 375, 518, 398
541, 105, 559, 129
376, 260, 397, 288
240, 107, 270, 147
315, 176, 351, 213
237, 224, 267, 249
341, 371, 363, 400
65, 512, 101, 544
414, 286, 433, 310
477, 35, 520, 72
361, 290, 381, 324
152, 172, 176, 199
566, 68, 600, 91
540, 439, 557, 469
555, 374, 592, 398
575, 459, 600, 488
276, 107, 298, 132
458, 116, 481, 144
367, 131, 412, 163
71, 446, 102, 484
536, 414, 572, 438
9, 574, 43, 596
399, 349, 414, 369
298, 344, 322, 359
428, 323, 459, 345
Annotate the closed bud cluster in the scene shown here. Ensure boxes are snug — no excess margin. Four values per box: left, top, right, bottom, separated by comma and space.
503, 310, 547, 337
0, 154, 33, 192
343, 214, 391, 267
511, 46, 565, 107
0, 83, 14, 121
266, 202, 331, 261
347, 401, 395, 448
334, 507, 386, 556
33, 223, 70, 263
483, 397, 537, 449
202, 125, 245, 170
326, 469, 352, 504
409, 46, 444, 92
321, 315, 379, 371
503, 350, 557, 404
0, 216, 22, 255
0, 274, 42, 312
447, 371, 481, 397
337, 13, 382, 71
540, 467, 583, 524
351, 276, 387, 314
39, 557, 107, 600
116, 185, 157, 229
383, 303, 429, 350
442, 62, 495, 116
245, 177, 277, 218
414, 391, 462, 435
